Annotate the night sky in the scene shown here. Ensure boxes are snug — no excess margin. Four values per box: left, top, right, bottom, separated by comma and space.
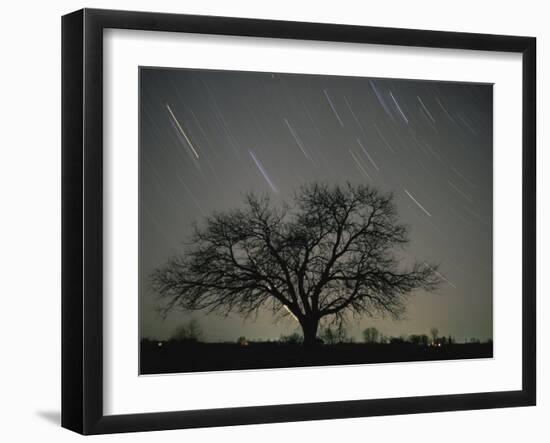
139, 67, 493, 343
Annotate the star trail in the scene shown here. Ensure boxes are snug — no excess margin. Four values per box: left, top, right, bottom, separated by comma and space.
139, 67, 493, 343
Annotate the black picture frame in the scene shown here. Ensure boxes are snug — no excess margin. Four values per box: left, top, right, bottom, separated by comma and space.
62, 8, 536, 435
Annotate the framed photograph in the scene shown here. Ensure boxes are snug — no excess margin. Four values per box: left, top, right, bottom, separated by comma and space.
62, 8, 536, 435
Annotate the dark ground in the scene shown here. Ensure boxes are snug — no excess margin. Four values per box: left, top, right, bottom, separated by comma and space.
140, 340, 493, 374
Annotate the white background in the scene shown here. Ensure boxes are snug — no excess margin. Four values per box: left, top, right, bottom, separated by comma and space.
0, 0, 547, 442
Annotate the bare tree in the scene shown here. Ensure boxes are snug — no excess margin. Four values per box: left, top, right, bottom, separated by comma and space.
321, 326, 338, 345
321, 323, 349, 345
420, 334, 429, 346
430, 327, 439, 344
152, 182, 441, 346
363, 327, 380, 344
171, 319, 203, 342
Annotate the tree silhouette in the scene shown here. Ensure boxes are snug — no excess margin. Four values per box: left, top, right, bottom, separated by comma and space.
363, 327, 380, 344
430, 327, 439, 344
408, 334, 429, 346
152, 182, 441, 346
171, 319, 203, 342
321, 324, 349, 345
320, 326, 338, 345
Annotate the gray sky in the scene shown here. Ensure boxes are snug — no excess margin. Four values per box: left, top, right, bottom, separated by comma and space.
139, 67, 492, 343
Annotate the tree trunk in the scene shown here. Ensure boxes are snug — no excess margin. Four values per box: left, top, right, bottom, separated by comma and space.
301, 317, 320, 347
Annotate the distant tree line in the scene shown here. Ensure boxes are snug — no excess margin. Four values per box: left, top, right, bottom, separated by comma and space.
149, 320, 489, 347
